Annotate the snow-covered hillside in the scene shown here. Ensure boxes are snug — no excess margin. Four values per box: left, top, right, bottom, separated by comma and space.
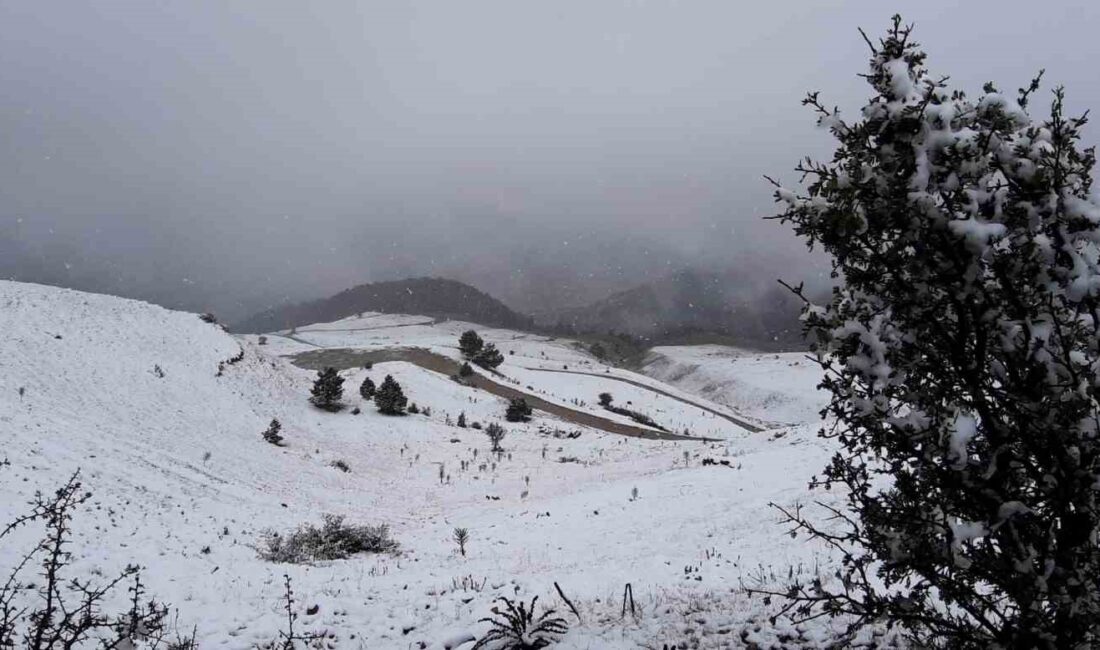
642, 345, 827, 426
1, 282, 845, 648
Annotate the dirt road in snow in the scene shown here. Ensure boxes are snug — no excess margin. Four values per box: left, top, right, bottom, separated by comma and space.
287, 346, 717, 442
520, 366, 764, 433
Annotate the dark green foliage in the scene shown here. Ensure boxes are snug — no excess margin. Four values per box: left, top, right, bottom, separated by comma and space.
461, 329, 504, 368
309, 367, 344, 411
504, 398, 532, 423
471, 596, 568, 650
457, 412, 467, 428
407, 402, 420, 415
359, 376, 376, 400
259, 514, 398, 564
474, 343, 504, 369
374, 375, 408, 415
459, 330, 484, 358
262, 418, 284, 446
753, 15, 1100, 647
459, 362, 475, 377
597, 392, 612, 407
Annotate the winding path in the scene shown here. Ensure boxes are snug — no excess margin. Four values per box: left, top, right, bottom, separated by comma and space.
520, 366, 764, 433
287, 346, 718, 442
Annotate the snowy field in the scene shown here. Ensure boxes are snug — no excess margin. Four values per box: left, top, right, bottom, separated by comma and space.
642, 345, 826, 427
1, 282, 853, 648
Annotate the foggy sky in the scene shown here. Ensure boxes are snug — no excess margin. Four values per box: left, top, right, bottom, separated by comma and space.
3, 1, 1100, 320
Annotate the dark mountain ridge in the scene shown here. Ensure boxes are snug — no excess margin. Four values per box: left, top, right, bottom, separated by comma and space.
232, 277, 534, 333
535, 269, 808, 351
232, 271, 808, 352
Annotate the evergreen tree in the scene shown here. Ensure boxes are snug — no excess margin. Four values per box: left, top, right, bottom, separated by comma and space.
309, 367, 344, 411
459, 362, 475, 377
457, 411, 467, 428
755, 16, 1100, 647
598, 392, 613, 407
262, 418, 284, 446
359, 377, 376, 400
459, 330, 484, 359
374, 375, 408, 416
474, 343, 504, 370
504, 397, 532, 423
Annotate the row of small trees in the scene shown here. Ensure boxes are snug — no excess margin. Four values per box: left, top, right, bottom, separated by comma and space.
310, 367, 408, 416
311, 366, 530, 422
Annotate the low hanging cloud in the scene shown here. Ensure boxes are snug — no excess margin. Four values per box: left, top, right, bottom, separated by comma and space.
2, 1, 1098, 319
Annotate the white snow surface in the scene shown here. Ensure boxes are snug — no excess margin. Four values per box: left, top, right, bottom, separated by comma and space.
1, 282, 852, 648
641, 345, 827, 426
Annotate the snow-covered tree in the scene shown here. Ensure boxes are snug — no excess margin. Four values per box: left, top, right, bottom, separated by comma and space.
359, 376, 376, 400
374, 375, 408, 416
758, 15, 1100, 647
474, 343, 504, 370
505, 398, 532, 423
262, 418, 284, 446
459, 330, 484, 359
309, 367, 344, 411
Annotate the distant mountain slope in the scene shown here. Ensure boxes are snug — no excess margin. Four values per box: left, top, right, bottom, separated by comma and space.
232, 277, 533, 333
536, 269, 806, 351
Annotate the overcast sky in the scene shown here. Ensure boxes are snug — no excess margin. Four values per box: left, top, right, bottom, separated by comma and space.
3, 1, 1100, 318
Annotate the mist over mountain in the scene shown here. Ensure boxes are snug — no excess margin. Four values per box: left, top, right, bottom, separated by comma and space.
2, 211, 823, 329
233, 277, 533, 334
7, 3, 1100, 645
537, 268, 809, 350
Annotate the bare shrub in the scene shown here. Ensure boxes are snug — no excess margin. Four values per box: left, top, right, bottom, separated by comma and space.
485, 423, 506, 455
0, 470, 175, 647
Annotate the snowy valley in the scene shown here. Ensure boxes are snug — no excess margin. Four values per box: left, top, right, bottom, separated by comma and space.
0, 280, 844, 648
